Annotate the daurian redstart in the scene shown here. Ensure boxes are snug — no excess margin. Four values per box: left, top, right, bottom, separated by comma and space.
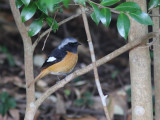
28, 37, 80, 87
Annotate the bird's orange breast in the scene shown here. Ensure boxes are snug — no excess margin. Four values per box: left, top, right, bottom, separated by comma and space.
46, 51, 78, 74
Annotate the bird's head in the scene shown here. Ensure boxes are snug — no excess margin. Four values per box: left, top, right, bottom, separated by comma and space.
58, 37, 81, 53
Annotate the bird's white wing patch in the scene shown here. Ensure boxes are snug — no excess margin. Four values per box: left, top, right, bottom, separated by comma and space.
47, 56, 56, 62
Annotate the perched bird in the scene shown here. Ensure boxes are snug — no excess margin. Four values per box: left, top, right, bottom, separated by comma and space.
28, 37, 81, 87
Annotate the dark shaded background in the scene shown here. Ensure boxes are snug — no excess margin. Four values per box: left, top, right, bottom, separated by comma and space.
1, 0, 152, 120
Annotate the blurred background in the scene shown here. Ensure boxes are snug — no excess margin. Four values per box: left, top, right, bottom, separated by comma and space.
0, 0, 154, 120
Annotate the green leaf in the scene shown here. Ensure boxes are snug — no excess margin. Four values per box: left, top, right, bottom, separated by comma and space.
126, 87, 131, 102
117, 13, 130, 39
46, 17, 53, 26
100, 8, 111, 26
49, 0, 62, 5
7, 54, 15, 67
53, 4, 62, 13
7, 98, 16, 108
114, 2, 141, 12
0, 104, 4, 116
36, 0, 62, 14
63, 0, 71, 8
36, 0, 48, 15
0, 104, 6, 117
52, 21, 59, 33
74, 98, 85, 107
16, 0, 23, 8
148, 0, 159, 10
74, 0, 86, 6
64, 89, 71, 96
0, 46, 15, 67
0, 46, 7, 53
21, 0, 30, 6
21, 2, 37, 22
111, 70, 119, 79
90, 3, 111, 26
86, 99, 94, 107
150, 51, 153, 58
91, 12, 100, 25
59, 8, 63, 13
28, 18, 43, 36
46, 17, 59, 32
100, 0, 120, 6
90, 2, 101, 25
0, 92, 16, 117
129, 10, 153, 25
83, 92, 92, 99
0, 92, 9, 103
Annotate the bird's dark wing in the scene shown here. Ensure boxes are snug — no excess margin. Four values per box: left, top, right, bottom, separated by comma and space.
41, 48, 67, 70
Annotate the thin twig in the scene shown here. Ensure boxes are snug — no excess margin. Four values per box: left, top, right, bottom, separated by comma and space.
80, 5, 111, 120
149, 14, 160, 17
32, 0, 120, 51
88, 0, 120, 14
32, 12, 82, 51
34, 31, 160, 110
42, 10, 58, 51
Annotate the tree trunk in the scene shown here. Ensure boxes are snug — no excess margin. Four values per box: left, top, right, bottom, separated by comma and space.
127, 0, 153, 120
9, 0, 35, 119
153, 7, 160, 120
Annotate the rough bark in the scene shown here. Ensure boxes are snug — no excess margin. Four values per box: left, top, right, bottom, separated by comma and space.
127, 0, 153, 120
9, 0, 35, 119
153, 7, 160, 120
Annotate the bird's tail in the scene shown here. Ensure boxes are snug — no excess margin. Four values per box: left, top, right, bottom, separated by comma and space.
28, 69, 50, 88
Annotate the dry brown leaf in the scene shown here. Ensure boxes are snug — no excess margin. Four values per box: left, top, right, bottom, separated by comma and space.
91, 96, 114, 119
5, 117, 13, 120
56, 93, 66, 114
37, 80, 47, 88
127, 114, 131, 120
9, 109, 20, 120
34, 110, 40, 120
90, 96, 103, 110
13, 76, 24, 88
0, 114, 8, 120
65, 115, 97, 120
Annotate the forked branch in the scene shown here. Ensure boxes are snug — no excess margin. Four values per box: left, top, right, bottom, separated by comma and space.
32, 12, 82, 50
34, 30, 160, 111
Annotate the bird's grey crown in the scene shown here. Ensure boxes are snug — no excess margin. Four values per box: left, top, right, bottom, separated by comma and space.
58, 37, 77, 49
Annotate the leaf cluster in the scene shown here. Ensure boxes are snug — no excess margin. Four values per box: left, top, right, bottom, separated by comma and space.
16, 0, 154, 40
0, 46, 15, 67
16, 0, 65, 36
0, 92, 16, 117
74, 92, 94, 107
89, 0, 153, 39
148, 0, 160, 10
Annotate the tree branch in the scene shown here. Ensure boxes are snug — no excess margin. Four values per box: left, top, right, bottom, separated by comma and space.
32, 12, 82, 50
32, 0, 120, 51
88, 0, 120, 14
80, 5, 111, 120
9, 0, 35, 119
9, 0, 35, 104
34, 30, 160, 110
153, 7, 160, 120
